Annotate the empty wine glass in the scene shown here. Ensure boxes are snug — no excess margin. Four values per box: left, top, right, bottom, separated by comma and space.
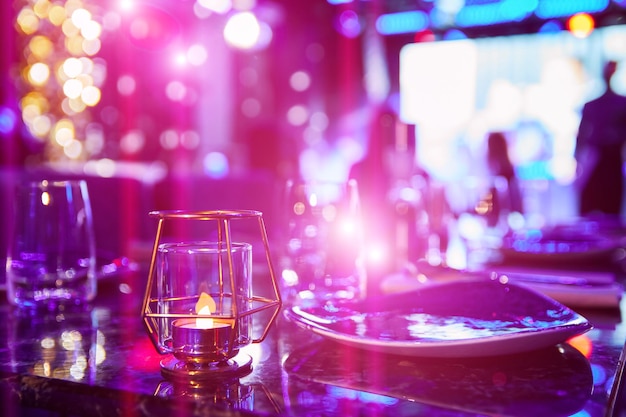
452, 176, 513, 269
280, 179, 365, 307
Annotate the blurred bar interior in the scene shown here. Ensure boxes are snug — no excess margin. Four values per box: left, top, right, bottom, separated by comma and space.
1, 0, 626, 273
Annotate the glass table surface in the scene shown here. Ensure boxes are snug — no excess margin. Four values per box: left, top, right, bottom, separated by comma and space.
1, 272, 625, 417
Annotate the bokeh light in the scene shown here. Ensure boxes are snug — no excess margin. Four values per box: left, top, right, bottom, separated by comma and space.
568, 13, 595, 38
63, 57, 83, 78
290, 70, 312, 92
160, 129, 179, 150
241, 97, 262, 118
187, 44, 208, 66
29, 35, 54, 59
336, 9, 362, 38
28, 62, 51, 85
124, 5, 180, 51
165, 81, 187, 101
0, 107, 18, 135
203, 151, 230, 178
539, 19, 564, 33
16, 0, 106, 161
197, 0, 233, 14
120, 130, 145, 154
117, 74, 136, 95
180, 130, 200, 150
224, 11, 261, 49
287, 105, 309, 126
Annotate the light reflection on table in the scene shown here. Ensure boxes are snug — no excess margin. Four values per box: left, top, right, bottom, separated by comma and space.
0, 273, 625, 417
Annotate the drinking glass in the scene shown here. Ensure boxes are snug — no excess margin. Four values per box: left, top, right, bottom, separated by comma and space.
155, 241, 253, 363
281, 179, 365, 307
6, 180, 97, 308
452, 176, 512, 269
411, 175, 453, 267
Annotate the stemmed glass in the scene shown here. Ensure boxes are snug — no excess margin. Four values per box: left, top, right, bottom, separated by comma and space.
281, 179, 365, 307
451, 176, 513, 269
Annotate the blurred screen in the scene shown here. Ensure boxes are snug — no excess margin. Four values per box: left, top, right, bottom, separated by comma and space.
399, 25, 626, 183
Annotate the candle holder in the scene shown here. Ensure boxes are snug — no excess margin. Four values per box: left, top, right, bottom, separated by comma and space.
154, 378, 255, 409
142, 210, 282, 381
154, 379, 281, 414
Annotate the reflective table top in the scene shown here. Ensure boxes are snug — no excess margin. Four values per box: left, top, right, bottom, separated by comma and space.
1, 270, 626, 417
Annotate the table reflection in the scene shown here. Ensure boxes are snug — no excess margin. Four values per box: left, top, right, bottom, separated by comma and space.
0, 272, 625, 417
283, 338, 592, 417
7, 306, 107, 383
154, 379, 282, 414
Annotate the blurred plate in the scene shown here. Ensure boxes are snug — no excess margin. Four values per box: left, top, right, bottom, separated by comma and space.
500, 226, 621, 263
284, 279, 592, 357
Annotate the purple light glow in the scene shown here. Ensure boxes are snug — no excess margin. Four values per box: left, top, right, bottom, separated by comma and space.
0, 107, 17, 135
122, 4, 181, 51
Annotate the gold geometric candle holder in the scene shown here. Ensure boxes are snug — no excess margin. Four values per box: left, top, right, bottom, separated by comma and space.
141, 210, 281, 381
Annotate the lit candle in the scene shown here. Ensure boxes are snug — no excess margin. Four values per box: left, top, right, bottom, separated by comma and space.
172, 292, 233, 363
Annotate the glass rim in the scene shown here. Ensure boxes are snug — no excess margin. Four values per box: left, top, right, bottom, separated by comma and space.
158, 241, 252, 253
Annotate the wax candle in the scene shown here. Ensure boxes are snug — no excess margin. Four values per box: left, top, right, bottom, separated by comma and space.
171, 292, 233, 363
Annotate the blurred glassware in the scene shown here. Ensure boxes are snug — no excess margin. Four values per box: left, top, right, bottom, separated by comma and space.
281, 179, 366, 307
6, 180, 97, 308
451, 176, 519, 269
411, 175, 453, 267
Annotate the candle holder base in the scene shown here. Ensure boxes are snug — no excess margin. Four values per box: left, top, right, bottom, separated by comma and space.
160, 352, 253, 382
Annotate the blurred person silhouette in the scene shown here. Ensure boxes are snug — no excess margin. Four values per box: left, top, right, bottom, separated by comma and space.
349, 105, 434, 293
575, 60, 626, 217
486, 131, 524, 223
349, 107, 397, 280
349, 106, 396, 217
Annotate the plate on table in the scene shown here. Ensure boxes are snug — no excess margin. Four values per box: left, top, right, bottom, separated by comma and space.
284, 279, 592, 357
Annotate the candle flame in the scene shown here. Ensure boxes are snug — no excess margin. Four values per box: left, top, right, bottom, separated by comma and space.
195, 292, 217, 329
